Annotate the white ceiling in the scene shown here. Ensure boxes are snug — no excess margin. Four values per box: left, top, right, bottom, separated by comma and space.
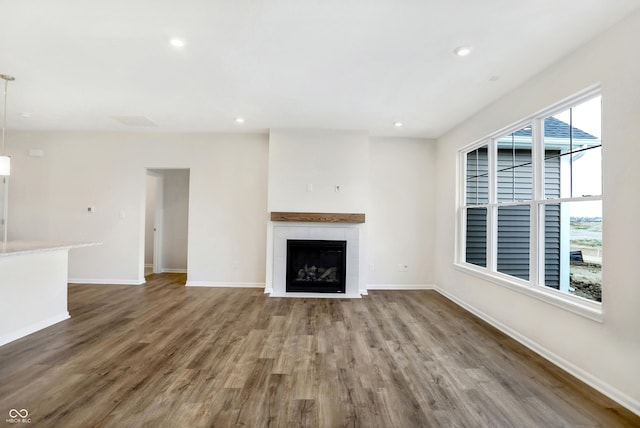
1, 0, 638, 138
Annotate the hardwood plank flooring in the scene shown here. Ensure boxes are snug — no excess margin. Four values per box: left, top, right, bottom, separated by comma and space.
0, 273, 638, 427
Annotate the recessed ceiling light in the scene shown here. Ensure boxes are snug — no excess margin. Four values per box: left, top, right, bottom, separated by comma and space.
394, 122, 403, 128
453, 46, 472, 57
235, 117, 245, 124
170, 38, 185, 48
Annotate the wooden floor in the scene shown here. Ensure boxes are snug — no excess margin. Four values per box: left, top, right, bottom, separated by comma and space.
0, 274, 638, 427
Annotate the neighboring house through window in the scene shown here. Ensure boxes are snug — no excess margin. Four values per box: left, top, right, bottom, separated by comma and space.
459, 89, 602, 316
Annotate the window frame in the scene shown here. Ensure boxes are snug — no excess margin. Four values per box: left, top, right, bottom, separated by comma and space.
456, 86, 603, 321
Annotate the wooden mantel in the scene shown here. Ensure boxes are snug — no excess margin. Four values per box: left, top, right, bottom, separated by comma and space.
270, 212, 365, 224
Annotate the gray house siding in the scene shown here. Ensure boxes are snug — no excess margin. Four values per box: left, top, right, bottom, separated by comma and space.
544, 155, 561, 289
465, 208, 487, 267
465, 146, 488, 267
495, 148, 533, 281
465, 149, 561, 288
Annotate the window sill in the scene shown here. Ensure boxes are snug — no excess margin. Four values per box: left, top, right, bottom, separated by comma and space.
453, 263, 604, 322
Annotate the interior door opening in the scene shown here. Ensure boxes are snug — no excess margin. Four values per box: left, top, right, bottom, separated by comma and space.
144, 169, 190, 280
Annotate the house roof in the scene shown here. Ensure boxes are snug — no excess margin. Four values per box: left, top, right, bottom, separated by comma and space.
514, 117, 597, 140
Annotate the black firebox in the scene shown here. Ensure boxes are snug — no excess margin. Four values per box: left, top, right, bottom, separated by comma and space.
286, 239, 347, 293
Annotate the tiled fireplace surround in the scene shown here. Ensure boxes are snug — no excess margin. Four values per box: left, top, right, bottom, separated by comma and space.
266, 219, 366, 298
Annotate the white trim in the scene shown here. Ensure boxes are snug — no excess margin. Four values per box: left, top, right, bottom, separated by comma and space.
0, 312, 69, 347
453, 263, 603, 322
366, 284, 437, 290
540, 195, 603, 204
186, 281, 265, 288
161, 268, 187, 273
269, 291, 361, 299
534, 84, 601, 121
68, 278, 146, 285
436, 286, 639, 417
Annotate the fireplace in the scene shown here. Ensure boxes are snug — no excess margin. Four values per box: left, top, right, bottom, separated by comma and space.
286, 239, 347, 293
268, 217, 364, 298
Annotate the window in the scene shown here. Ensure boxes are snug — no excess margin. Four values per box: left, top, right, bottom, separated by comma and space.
459, 89, 602, 311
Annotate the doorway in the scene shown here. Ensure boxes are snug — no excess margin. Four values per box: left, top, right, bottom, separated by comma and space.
144, 169, 190, 278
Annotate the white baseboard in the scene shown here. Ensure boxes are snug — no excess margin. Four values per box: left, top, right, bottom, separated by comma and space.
161, 269, 187, 273
0, 313, 70, 347
367, 283, 437, 290
68, 278, 145, 285
268, 292, 362, 299
186, 281, 265, 288
436, 287, 640, 417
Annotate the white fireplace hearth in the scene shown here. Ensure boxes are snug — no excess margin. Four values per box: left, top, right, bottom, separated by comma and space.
265, 213, 366, 298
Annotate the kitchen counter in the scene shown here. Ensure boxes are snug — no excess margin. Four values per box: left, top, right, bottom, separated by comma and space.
0, 240, 99, 347
0, 240, 98, 257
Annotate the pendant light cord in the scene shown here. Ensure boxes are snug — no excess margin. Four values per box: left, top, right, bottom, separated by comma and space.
0, 74, 15, 156
1, 78, 7, 155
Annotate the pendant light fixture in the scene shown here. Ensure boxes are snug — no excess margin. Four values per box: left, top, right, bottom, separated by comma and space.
0, 74, 16, 176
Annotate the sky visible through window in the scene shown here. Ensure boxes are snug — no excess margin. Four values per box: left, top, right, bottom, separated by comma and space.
553, 96, 601, 217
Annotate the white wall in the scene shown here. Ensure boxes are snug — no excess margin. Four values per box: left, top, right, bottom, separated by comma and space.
368, 137, 436, 287
7, 132, 269, 286
435, 11, 640, 412
268, 129, 369, 213
8, 129, 436, 290
266, 130, 437, 290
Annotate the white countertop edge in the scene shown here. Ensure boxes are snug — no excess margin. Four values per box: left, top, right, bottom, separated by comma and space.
0, 241, 102, 257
